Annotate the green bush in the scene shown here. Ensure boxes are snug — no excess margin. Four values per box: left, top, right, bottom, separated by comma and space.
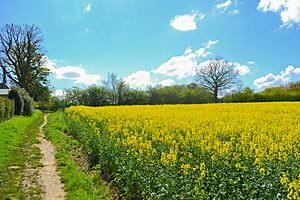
8, 88, 34, 116
8, 89, 24, 115
18, 88, 35, 116
0, 97, 14, 122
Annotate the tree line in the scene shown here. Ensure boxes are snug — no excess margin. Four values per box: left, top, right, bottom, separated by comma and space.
223, 82, 300, 103
46, 79, 300, 111
1, 23, 300, 112
45, 73, 214, 111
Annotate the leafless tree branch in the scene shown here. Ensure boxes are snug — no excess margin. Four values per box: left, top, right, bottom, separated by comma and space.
195, 59, 239, 102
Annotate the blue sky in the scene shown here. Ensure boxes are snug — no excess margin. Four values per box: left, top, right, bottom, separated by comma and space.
1, 0, 300, 94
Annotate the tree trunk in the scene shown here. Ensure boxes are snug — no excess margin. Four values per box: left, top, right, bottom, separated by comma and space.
1, 66, 7, 83
213, 87, 218, 103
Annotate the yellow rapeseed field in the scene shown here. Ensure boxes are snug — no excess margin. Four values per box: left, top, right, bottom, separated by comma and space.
66, 103, 300, 199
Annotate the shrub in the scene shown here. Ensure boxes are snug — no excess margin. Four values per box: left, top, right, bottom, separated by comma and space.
18, 88, 34, 116
8, 89, 24, 116
0, 97, 14, 122
8, 88, 34, 116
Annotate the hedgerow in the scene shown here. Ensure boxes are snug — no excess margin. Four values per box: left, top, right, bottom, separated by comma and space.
0, 97, 14, 122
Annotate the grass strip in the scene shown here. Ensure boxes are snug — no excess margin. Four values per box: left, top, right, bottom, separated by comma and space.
0, 110, 44, 199
44, 111, 112, 200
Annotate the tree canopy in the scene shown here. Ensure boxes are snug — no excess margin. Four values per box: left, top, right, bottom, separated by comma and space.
0, 24, 50, 101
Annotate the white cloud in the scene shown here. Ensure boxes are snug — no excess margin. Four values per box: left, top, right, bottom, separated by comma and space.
123, 71, 177, 89
43, 56, 57, 72
198, 60, 211, 69
76, 74, 101, 85
84, 3, 92, 12
197, 60, 251, 76
295, 68, 300, 74
196, 48, 212, 57
280, 65, 300, 76
205, 40, 219, 48
54, 89, 64, 97
213, 0, 240, 15
158, 79, 176, 87
235, 65, 250, 75
281, 0, 300, 25
195, 48, 205, 57
229, 62, 251, 75
152, 48, 198, 79
170, 12, 205, 31
254, 65, 300, 88
254, 73, 290, 88
247, 60, 256, 65
257, 0, 286, 12
257, 0, 300, 26
229, 9, 239, 15
44, 57, 101, 85
54, 66, 101, 85
124, 70, 151, 89
54, 66, 85, 79
214, 0, 233, 11
152, 40, 218, 79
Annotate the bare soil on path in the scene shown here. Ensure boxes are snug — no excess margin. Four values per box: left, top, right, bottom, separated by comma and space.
36, 114, 65, 200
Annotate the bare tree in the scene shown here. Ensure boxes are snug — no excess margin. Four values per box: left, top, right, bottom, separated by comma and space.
102, 72, 121, 105
102, 72, 132, 105
195, 59, 239, 103
0, 24, 50, 100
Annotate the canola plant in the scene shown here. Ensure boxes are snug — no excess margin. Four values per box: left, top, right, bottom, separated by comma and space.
66, 103, 300, 199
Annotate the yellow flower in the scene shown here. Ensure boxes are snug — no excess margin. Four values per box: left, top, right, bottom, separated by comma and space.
259, 168, 265, 174
280, 172, 289, 185
65, 102, 300, 199
181, 163, 191, 175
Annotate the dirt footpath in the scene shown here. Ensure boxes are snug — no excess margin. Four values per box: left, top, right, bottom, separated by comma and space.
36, 114, 65, 200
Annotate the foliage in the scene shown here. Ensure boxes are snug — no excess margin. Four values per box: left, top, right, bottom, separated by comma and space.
8, 88, 34, 116
48, 85, 147, 110
44, 112, 112, 200
223, 87, 256, 102
50, 83, 213, 111
288, 81, 300, 92
27, 81, 51, 102
148, 83, 213, 104
36, 96, 65, 111
0, 23, 50, 101
48, 81, 300, 112
81, 86, 111, 106
258, 86, 300, 101
121, 89, 148, 105
223, 82, 300, 103
18, 88, 35, 116
65, 103, 300, 199
0, 97, 14, 122
8, 88, 24, 115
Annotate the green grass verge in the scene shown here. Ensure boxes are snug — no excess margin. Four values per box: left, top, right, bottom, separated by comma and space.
0, 110, 44, 199
44, 112, 112, 200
